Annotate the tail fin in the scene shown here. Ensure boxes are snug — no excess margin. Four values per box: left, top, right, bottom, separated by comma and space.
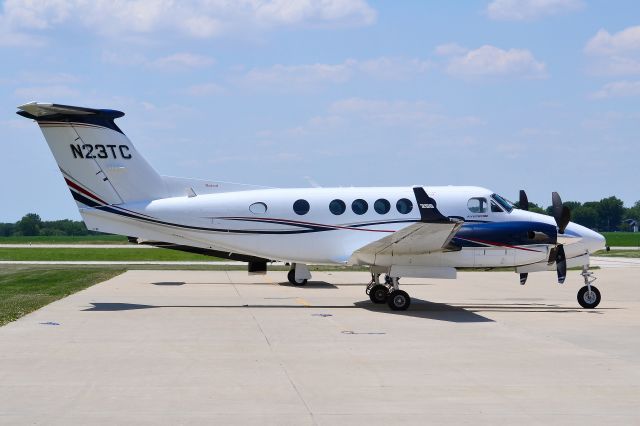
17, 102, 167, 207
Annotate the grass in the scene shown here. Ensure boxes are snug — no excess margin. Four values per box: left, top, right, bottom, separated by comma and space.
601, 232, 640, 247
0, 247, 224, 262
593, 250, 640, 258
0, 235, 128, 244
0, 268, 124, 326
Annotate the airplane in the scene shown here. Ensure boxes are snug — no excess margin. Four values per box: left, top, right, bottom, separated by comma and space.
17, 102, 606, 311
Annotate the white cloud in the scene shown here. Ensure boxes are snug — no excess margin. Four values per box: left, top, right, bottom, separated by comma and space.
0, 0, 376, 46
585, 26, 640, 55
356, 57, 431, 79
320, 97, 484, 129
101, 51, 214, 71
182, 83, 225, 96
243, 62, 352, 88
584, 26, 640, 75
590, 80, 640, 99
434, 43, 468, 56
240, 57, 430, 90
441, 45, 547, 79
486, 0, 583, 21
152, 53, 215, 70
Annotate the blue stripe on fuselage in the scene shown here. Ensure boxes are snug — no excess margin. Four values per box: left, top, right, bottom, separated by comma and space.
452, 221, 557, 248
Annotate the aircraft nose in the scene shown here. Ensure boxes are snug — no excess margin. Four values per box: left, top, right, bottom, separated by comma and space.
573, 223, 606, 253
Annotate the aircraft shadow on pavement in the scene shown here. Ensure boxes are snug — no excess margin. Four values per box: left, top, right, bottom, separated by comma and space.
355, 299, 493, 322
81, 299, 494, 323
82, 299, 611, 322
277, 281, 339, 289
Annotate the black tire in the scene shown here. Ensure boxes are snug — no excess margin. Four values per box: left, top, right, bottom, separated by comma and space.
387, 289, 411, 311
577, 285, 601, 309
369, 284, 389, 304
287, 269, 307, 286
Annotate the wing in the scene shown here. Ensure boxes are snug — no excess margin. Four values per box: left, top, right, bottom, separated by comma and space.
349, 221, 462, 265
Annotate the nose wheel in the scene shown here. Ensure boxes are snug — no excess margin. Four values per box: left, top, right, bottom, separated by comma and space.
287, 269, 307, 286
577, 265, 600, 309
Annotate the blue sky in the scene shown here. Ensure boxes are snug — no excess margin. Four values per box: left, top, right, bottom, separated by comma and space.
1, 0, 639, 221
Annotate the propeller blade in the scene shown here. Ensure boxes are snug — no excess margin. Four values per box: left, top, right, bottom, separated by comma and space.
556, 244, 566, 284
548, 246, 557, 265
551, 192, 571, 234
519, 273, 528, 285
519, 190, 529, 211
559, 206, 571, 233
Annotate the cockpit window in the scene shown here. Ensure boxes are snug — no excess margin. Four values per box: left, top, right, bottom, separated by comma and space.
491, 193, 513, 213
467, 197, 488, 213
491, 201, 503, 213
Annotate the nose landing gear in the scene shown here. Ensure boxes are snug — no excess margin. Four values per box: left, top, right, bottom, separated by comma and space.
577, 265, 601, 309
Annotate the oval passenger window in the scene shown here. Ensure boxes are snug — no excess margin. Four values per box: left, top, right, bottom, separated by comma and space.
249, 202, 267, 214
329, 199, 346, 215
374, 198, 390, 214
396, 198, 413, 214
352, 199, 368, 215
293, 199, 310, 215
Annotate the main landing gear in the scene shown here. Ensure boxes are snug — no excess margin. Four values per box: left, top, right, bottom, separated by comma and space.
366, 273, 411, 311
577, 265, 601, 309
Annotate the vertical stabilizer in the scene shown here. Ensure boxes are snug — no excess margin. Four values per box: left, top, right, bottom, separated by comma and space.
17, 102, 167, 207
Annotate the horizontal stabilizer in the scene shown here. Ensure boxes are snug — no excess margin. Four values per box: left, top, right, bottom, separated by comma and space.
17, 102, 124, 119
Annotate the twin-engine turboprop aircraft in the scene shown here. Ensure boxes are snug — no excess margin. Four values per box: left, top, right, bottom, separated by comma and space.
17, 102, 606, 311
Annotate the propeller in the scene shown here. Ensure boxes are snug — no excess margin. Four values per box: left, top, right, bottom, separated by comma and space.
518, 190, 530, 285
515, 190, 571, 285
519, 190, 529, 211
551, 192, 571, 284
551, 192, 571, 233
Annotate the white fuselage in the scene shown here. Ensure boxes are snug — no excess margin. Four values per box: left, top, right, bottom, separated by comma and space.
80, 185, 605, 267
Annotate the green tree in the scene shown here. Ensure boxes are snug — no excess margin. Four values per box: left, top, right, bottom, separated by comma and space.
597, 196, 625, 231
572, 205, 599, 229
527, 202, 546, 214
16, 213, 42, 236
0, 223, 15, 237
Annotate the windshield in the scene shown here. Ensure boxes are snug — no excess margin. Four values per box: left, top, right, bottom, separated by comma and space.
491, 193, 513, 213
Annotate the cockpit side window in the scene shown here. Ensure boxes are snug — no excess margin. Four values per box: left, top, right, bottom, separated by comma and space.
491, 193, 514, 213
491, 201, 503, 213
467, 197, 488, 213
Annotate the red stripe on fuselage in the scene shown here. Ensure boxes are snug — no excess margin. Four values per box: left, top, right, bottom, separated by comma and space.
64, 178, 107, 205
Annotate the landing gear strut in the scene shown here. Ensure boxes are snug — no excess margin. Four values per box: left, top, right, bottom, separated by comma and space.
577, 265, 601, 309
366, 272, 411, 310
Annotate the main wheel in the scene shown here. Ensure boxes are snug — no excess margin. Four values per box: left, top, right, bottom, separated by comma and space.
387, 289, 411, 311
369, 284, 389, 304
287, 269, 307, 286
577, 285, 601, 309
